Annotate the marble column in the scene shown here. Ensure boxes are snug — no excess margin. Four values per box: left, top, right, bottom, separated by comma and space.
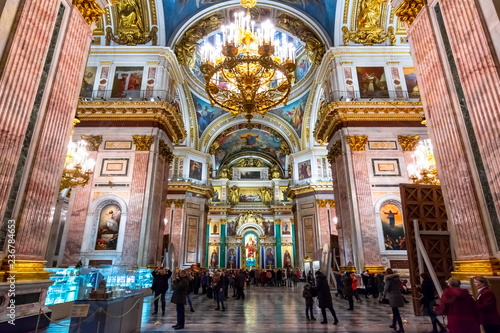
219, 219, 226, 268
347, 136, 382, 269
408, 0, 500, 275
1, 3, 93, 280
275, 219, 282, 268
291, 220, 296, 268
205, 218, 210, 267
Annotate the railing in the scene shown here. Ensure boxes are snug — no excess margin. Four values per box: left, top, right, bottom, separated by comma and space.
168, 177, 210, 187
79, 90, 174, 103
324, 90, 420, 102
291, 178, 333, 187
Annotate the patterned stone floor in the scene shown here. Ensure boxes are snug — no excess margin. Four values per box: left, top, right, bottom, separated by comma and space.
39, 283, 438, 332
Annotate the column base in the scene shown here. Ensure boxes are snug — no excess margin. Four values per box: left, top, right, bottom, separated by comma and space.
364, 265, 386, 274
452, 258, 500, 279
1, 259, 50, 282
339, 265, 357, 273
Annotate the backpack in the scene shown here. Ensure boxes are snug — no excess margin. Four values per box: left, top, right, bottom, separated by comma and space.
310, 286, 318, 297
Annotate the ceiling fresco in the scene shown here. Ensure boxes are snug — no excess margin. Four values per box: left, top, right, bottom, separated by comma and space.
269, 92, 309, 137
193, 93, 226, 136
213, 126, 289, 168
163, 0, 336, 44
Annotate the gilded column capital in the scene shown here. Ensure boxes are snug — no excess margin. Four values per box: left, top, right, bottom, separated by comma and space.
133, 135, 154, 151
328, 140, 342, 164
220, 218, 227, 225
73, 0, 106, 25
347, 135, 368, 151
274, 218, 281, 225
290, 218, 294, 225
207, 218, 212, 225
317, 199, 335, 208
173, 199, 185, 208
159, 140, 174, 162
393, 0, 427, 26
81, 135, 102, 151
398, 135, 420, 151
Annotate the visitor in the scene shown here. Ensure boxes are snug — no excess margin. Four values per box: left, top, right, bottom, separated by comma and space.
342, 271, 354, 310
384, 268, 405, 333
473, 276, 500, 333
171, 270, 190, 330
315, 270, 339, 325
435, 277, 480, 333
302, 283, 316, 321
417, 272, 446, 333
151, 267, 172, 316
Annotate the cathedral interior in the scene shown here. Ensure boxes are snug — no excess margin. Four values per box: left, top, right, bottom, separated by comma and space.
0, 0, 499, 331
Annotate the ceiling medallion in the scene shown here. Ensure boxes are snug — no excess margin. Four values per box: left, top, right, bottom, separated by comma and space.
199, 0, 296, 123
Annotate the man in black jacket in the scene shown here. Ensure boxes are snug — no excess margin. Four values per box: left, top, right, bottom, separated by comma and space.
151, 267, 172, 315
171, 270, 190, 330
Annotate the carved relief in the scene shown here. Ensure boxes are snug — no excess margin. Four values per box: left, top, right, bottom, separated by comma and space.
132, 135, 154, 151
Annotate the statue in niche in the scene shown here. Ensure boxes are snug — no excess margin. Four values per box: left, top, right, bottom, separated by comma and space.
219, 166, 230, 179
357, 0, 385, 30
260, 187, 273, 205
118, 0, 144, 32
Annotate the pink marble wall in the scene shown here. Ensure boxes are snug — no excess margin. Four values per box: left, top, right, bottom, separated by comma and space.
0, 0, 60, 219
331, 155, 354, 266
409, 2, 493, 259
351, 153, 381, 266
120, 153, 149, 265
170, 204, 184, 268
317, 206, 331, 248
61, 152, 97, 265
12, 6, 92, 260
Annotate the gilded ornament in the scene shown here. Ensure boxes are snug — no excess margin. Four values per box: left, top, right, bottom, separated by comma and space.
173, 199, 185, 208
159, 140, 174, 162
274, 218, 281, 225
270, 165, 281, 179
81, 135, 102, 151
105, 26, 158, 46
347, 135, 368, 151
209, 141, 219, 155
393, 0, 426, 26
358, 0, 385, 30
317, 199, 334, 208
260, 187, 273, 205
175, 14, 225, 68
228, 185, 240, 205
280, 141, 291, 155
73, 0, 105, 25
240, 0, 257, 8
276, 12, 325, 65
330, 140, 342, 159
132, 135, 154, 151
398, 135, 420, 151
342, 25, 396, 46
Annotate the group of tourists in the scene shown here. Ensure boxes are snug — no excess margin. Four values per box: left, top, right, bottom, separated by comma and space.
150, 265, 500, 332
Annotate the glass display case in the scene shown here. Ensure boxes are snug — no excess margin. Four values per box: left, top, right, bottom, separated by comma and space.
45, 267, 153, 305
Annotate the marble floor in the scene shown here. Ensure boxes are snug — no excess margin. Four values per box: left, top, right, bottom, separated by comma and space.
38, 283, 438, 333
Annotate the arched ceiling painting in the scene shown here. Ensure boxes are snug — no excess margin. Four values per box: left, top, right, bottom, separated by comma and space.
163, 0, 336, 45
213, 125, 289, 169
269, 92, 309, 137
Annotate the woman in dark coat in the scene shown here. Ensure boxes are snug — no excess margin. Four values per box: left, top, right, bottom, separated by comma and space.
417, 273, 446, 333
435, 277, 480, 333
342, 272, 354, 310
315, 270, 339, 325
151, 267, 172, 315
473, 276, 500, 333
384, 268, 405, 333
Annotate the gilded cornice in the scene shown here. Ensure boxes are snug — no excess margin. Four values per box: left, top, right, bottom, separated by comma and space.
397, 135, 420, 151
393, 0, 426, 26
81, 135, 102, 151
317, 199, 335, 208
313, 101, 424, 144
347, 135, 368, 151
287, 182, 334, 199
328, 140, 342, 164
159, 140, 174, 162
132, 135, 154, 151
74, 0, 106, 25
77, 101, 186, 144
167, 181, 215, 198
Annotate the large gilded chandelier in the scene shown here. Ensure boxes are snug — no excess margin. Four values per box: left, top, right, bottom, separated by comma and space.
407, 139, 440, 185
60, 137, 95, 191
199, 0, 296, 123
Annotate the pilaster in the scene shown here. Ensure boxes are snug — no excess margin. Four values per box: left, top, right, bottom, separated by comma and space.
219, 219, 227, 268
275, 218, 282, 268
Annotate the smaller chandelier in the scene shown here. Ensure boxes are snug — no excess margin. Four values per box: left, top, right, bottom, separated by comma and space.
60, 139, 95, 191
199, 0, 296, 122
407, 139, 440, 185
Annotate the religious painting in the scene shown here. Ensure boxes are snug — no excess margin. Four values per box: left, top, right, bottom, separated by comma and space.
227, 248, 237, 269
298, 160, 312, 180
280, 186, 290, 202
244, 233, 258, 267
189, 160, 203, 180
95, 204, 121, 250
214, 129, 286, 168
264, 221, 275, 236
80, 66, 97, 98
270, 93, 308, 136
240, 171, 261, 179
211, 221, 219, 235
212, 186, 221, 202
210, 247, 219, 268
282, 247, 293, 268
111, 66, 143, 98
380, 202, 405, 251
282, 222, 291, 235
372, 159, 401, 177
403, 67, 420, 98
193, 94, 226, 135
265, 247, 275, 269
227, 220, 236, 236
295, 52, 311, 82
356, 67, 389, 99
238, 188, 262, 203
